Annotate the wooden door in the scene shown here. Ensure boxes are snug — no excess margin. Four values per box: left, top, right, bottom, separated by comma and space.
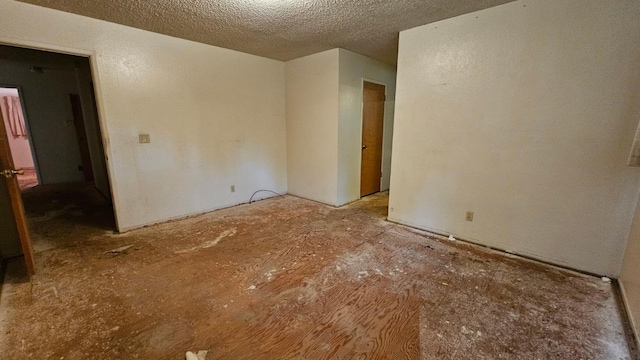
0, 102, 35, 275
360, 81, 385, 197
70, 94, 94, 182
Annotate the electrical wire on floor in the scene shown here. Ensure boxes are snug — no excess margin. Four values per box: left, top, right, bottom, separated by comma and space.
249, 189, 285, 204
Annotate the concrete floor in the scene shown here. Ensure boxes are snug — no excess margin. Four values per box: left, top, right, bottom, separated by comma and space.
0, 185, 633, 359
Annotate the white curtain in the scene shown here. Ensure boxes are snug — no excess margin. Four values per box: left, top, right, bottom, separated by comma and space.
1, 96, 27, 138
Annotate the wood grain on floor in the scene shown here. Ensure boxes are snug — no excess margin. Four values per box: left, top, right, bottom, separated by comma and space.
0, 187, 632, 359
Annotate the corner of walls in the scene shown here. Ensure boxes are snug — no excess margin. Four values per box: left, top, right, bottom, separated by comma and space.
337, 49, 397, 206
620, 186, 640, 347
285, 49, 340, 206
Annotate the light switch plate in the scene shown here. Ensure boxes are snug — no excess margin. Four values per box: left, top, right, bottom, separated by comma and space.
139, 134, 150, 144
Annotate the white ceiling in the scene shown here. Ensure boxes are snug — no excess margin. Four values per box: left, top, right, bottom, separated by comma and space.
18, 0, 514, 65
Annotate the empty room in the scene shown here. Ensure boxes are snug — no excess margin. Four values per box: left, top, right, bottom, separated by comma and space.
1, 0, 639, 358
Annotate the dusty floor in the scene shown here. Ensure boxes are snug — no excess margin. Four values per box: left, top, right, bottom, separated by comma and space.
0, 184, 633, 359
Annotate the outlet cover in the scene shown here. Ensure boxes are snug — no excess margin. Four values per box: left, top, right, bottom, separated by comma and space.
230, 185, 235, 193
465, 211, 474, 222
139, 134, 151, 144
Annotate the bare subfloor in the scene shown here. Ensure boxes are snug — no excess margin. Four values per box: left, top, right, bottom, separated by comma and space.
0, 186, 632, 359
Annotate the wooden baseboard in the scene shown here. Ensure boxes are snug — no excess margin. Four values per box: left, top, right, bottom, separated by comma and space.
615, 280, 640, 359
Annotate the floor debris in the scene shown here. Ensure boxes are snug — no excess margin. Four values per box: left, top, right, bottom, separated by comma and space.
0, 187, 632, 359
448, 235, 456, 241
103, 245, 134, 256
185, 350, 208, 360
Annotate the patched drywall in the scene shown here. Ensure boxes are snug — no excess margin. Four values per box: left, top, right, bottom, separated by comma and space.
338, 49, 396, 205
0, 1, 288, 231
389, 0, 640, 276
285, 49, 340, 206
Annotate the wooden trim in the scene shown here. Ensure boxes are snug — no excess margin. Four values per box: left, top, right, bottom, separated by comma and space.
0, 96, 35, 276
617, 280, 640, 358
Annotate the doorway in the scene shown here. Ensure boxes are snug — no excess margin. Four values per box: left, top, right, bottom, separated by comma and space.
0, 45, 115, 276
360, 81, 386, 197
0, 87, 38, 190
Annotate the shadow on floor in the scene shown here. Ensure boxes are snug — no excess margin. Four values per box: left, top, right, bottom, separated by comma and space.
21, 182, 116, 252
0, 257, 29, 286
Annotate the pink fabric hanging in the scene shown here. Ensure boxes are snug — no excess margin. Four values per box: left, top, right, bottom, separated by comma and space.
1, 96, 27, 138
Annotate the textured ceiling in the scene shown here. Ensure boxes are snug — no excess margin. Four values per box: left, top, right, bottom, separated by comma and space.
17, 0, 514, 65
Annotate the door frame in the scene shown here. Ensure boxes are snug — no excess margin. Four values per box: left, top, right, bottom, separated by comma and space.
0, 95, 35, 275
0, 39, 122, 232
0, 84, 42, 185
359, 78, 388, 197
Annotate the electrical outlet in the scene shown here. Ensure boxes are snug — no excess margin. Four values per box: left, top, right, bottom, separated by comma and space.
465, 211, 474, 222
230, 185, 235, 193
138, 134, 151, 144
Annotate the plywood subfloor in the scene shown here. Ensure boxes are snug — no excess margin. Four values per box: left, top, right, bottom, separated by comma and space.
0, 188, 632, 359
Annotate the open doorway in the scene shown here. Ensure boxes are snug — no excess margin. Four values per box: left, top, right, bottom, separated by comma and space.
0, 87, 38, 190
0, 45, 115, 274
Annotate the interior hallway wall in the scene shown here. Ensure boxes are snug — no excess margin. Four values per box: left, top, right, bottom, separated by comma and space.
75, 61, 110, 199
389, 0, 640, 276
0, 0, 288, 231
0, 60, 85, 185
285, 49, 340, 206
0, 87, 35, 170
338, 49, 396, 205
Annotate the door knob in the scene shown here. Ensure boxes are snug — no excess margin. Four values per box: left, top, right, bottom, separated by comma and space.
2, 169, 24, 178
362, 145, 368, 150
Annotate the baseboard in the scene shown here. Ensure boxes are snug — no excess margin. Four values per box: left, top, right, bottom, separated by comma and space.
118, 193, 287, 233
385, 217, 606, 278
286, 193, 339, 208
618, 280, 640, 357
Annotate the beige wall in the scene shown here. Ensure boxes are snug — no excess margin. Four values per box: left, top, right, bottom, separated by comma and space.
621, 196, 640, 345
338, 49, 396, 205
285, 49, 397, 206
285, 49, 340, 206
0, 0, 288, 231
389, 0, 640, 276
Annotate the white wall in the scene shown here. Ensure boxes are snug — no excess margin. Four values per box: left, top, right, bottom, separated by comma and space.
0, 61, 85, 184
389, 0, 640, 276
621, 196, 640, 345
285, 49, 340, 206
338, 49, 396, 205
0, 0, 288, 231
0, 87, 35, 170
